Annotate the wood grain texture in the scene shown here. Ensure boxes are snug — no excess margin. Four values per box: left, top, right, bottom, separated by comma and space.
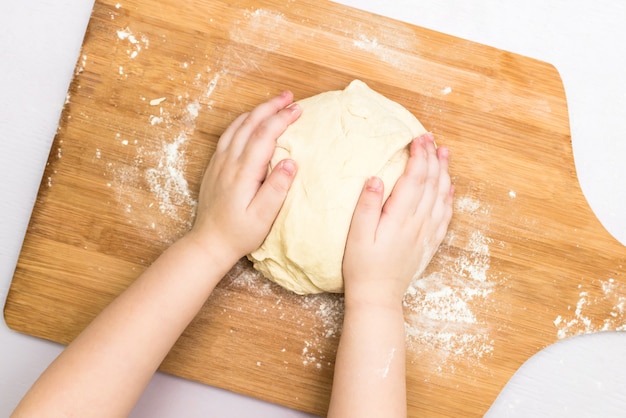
5, 0, 626, 416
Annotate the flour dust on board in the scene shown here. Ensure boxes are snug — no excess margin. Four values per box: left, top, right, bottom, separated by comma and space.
87, 15, 238, 244
403, 196, 496, 373
554, 278, 626, 338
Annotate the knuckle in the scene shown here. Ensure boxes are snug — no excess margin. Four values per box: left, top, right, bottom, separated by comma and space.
267, 174, 289, 195
251, 120, 271, 141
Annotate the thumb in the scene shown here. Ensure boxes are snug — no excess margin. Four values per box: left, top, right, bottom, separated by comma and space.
346, 177, 384, 243
249, 159, 297, 225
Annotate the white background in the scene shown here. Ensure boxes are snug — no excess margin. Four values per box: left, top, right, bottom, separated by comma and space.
1, 0, 625, 416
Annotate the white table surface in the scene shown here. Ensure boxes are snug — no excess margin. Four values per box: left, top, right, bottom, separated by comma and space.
1, 1, 625, 416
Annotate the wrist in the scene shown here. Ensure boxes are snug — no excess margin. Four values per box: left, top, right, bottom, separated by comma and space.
182, 229, 240, 276
344, 283, 404, 314
342, 295, 405, 344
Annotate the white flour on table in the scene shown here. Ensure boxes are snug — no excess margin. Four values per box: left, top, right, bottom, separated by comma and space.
220, 260, 344, 370
403, 196, 495, 372
554, 278, 626, 338
97, 25, 237, 242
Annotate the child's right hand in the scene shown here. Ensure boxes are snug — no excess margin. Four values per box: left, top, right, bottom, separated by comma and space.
189, 91, 302, 267
342, 133, 454, 308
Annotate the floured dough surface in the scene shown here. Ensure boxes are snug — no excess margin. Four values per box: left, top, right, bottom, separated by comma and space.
247, 80, 426, 294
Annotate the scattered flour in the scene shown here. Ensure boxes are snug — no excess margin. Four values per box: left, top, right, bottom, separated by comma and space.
101, 26, 236, 242
353, 34, 379, 51
144, 133, 196, 222
230, 9, 286, 52
75, 54, 88, 75
205, 73, 221, 100
403, 213, 495, 370
150, 97, 167, 106
368, 195, 493, 373
299, 293, 344, 368
455, 196, 481, 213
245, 8, 285, 24
231, 7, 418, 71
554, 278, 626, 339
217, 259, 344, 370
149, 115, 164, 126
116, 26, 149, 60
351, 33, 407, 68
186, 101, 200, 118
107, 117, 198, 240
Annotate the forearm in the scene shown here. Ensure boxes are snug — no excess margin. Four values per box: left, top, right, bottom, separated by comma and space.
13, 234, 235, 418
328, 301, 407, 418
14, 90, 301, 417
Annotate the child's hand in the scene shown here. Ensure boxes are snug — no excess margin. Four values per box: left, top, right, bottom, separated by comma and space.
342, 133, 454, 308
190, 91, 302, 265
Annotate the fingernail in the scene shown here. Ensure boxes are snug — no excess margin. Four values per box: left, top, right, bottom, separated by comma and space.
422, 132, 435, 142
366, 176, 383, 192
281, 159, 296, 176
287, 103, 301, 114
280, 90, 291, 98
411, 137, 424, 153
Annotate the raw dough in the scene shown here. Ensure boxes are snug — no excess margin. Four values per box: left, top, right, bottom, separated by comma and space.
247, 80, 426, 294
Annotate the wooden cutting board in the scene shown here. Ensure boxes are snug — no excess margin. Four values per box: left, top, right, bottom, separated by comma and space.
5, 0, 626, 416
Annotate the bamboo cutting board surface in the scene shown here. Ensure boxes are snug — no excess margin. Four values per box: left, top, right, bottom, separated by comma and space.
5, 0, 626, 416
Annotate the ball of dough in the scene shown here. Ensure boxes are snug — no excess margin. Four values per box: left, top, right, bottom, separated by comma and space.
247, 80, 426, 294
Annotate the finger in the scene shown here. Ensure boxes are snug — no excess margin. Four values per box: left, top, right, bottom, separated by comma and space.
423, 133, 440, 189
412, 134, 445, 222
438, 183, 456, 236
436, 146, 449, 173
425, 146, 453, 224
239, 102, 302, 175
404, 133, 431, 177
229, 91, 295, 156
215, 112, 249, 154
433, 189, 455, 245
248, 158, 297, 227
381, 135, 429, 220
434, 145, 451, 200
346, 177, 384, 244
